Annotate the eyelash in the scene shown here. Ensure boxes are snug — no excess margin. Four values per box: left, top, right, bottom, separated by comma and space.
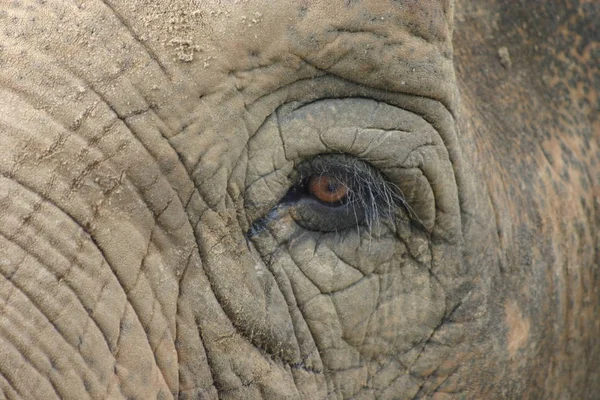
247, 155, 412, 236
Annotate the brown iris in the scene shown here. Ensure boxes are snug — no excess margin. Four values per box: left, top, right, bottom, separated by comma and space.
308, 175, 349, 204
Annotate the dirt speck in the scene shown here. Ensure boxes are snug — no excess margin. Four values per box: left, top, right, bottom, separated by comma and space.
167, 37, 202, 62
497, 46, 512, 70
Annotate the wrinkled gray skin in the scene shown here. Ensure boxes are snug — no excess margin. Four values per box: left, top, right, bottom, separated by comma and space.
0, 0, 598, 399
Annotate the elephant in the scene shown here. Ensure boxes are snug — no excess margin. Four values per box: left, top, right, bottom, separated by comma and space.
0, 0, 598, 398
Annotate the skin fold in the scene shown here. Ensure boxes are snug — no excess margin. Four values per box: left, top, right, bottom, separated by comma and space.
0, 0, 598, 399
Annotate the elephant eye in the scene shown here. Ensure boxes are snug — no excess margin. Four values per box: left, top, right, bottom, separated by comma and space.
274, 155, 403, 233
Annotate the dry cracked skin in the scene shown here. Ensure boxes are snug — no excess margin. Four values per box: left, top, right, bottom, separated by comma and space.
0, 0, 598, 399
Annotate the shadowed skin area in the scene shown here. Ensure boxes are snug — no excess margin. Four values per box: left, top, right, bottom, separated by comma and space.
0, 0, 598, 399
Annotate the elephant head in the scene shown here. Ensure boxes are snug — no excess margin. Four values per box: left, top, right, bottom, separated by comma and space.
0, 0, 598, 399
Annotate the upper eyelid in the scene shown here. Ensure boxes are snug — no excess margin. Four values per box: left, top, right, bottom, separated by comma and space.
300, 157, 392, 191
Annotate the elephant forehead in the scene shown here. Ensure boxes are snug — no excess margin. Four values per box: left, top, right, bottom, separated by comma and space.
107, 0, 457, 109
216, 0, 455, 103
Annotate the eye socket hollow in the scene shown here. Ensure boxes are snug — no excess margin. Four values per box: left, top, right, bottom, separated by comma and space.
308, 175, 349, 205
